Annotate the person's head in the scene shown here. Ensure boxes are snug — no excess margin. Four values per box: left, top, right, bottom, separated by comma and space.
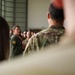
27, 31, 31, 39
48, 3, 64, 26
0, 16, 9, 61
23, 31, 27, 38
12, 25, 21, 36
31, 32, 35, 36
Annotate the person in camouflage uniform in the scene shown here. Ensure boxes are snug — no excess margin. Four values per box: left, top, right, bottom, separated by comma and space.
22, 30, 31, 48
10, 26, 24, 58
23, 3, 65, 55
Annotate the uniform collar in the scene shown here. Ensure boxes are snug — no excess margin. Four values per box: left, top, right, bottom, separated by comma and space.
50, 25, 65, 29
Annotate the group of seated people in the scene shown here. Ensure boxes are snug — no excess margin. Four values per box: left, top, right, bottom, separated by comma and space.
0, 0, 75, 74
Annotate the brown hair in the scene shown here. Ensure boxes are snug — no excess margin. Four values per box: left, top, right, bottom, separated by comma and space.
49, 3, 64, 21
0, 16, 9, 61
12, 25, 20, 30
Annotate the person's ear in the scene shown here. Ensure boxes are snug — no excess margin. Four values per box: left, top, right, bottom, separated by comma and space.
48, 13, 50, 19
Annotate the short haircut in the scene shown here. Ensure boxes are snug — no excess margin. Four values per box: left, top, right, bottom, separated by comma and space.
12, 25, 20, 30
48, 3, 64, 21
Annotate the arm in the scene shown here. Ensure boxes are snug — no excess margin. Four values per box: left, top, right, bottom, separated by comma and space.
10, 36, 24, 57
23, 34, 40, 55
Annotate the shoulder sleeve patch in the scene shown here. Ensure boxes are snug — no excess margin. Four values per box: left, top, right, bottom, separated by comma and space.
12, 41, 16, 45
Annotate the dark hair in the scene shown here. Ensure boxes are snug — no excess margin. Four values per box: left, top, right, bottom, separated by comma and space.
49, 3, 64, 21
0, 16, 9, 61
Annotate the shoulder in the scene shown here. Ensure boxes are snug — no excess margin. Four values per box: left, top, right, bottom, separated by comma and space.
29, 27, 55, 41
11, 35, 18, 40
47, 27, 65, 35
22, 39, 28, 45
10, 35, 18, 45
26, 29, 47, 44
33, 28, 49, 38
11, 35, 16, 38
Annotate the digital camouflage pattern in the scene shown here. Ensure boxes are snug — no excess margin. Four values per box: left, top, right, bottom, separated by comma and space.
23, 25, 65, 55
22, 38, 29, 49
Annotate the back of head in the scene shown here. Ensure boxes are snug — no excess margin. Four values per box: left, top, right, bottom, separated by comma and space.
48, 3, 64, 21
0, 16, 9, 61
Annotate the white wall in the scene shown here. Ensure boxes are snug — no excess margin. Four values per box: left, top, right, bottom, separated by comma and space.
28, 0, 50, 29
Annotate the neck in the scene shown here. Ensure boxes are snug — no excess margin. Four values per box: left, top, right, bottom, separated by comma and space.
49, 19, 63, 27
14, 33, 19, 36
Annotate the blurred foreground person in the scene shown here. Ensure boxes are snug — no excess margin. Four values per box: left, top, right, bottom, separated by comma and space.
10, 26, 24, 58
0, 16, 9, 62
0, 0, 75, 75
23, 2, 65, 55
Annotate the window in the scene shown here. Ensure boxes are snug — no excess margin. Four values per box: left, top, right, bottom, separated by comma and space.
0, 0, 28, 31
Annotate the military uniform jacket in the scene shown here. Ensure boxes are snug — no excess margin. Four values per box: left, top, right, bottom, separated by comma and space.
10, 35, 24, 57
23, 25, 65, 55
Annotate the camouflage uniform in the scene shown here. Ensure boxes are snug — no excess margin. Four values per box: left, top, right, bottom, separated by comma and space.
10, 35, 24, 57
23, 25, 65, 55
22, 39, 28, 46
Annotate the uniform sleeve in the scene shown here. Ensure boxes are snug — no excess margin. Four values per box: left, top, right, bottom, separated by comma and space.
23, 32, 48, 56
10, 36, 17, 57
11, 37, 17, 46
10, 36, 24, 57
23, 34, 40, 56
